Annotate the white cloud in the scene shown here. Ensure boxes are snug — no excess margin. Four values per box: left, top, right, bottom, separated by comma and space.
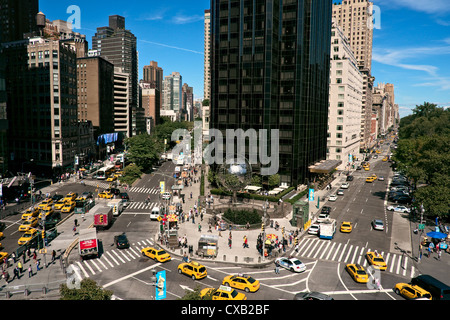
171, 14, 204, 25
375, 0, 450, 15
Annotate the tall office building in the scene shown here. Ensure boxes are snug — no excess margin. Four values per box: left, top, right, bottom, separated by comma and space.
182, 83, 194, 122
113, 68, 131, 137
210, 0, 332, 186
163, 72, 182, 113
204, 9, 211, 102
332, 0, 375, 151
142, 61, 163, 125
0, 0, 39, 43
143, 61, 163, 91
92, 15, 139, 127
327, 22, 363, 171
3, 37, 78, 174
76, 56, 115, 137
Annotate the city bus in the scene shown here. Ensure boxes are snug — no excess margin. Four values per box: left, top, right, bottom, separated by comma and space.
97, 165, 115, 180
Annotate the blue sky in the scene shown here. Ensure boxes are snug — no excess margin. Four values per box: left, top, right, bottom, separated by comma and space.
40, 0, 450, 118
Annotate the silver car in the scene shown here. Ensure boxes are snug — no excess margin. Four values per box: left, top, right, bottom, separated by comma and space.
372, 219, 384, 231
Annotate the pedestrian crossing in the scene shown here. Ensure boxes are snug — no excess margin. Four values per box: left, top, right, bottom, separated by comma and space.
72, 239, 156, 281
82, 180, 111, 189
128, 186, 161, 195
291, 237, 416, 278
125, 201, 163, 210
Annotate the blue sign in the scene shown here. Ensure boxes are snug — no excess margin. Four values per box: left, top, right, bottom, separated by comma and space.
155, 270, 166, 300
308, 188, 315, 201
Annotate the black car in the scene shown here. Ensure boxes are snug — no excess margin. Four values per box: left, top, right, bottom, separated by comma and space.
114, 233, 130, 249
52, 194, 64, 201
120, 193, 130, 201
107, 188, 121, 196
346, 175, 354, 181
321, 206, 332, 214
391, 195, 412, 204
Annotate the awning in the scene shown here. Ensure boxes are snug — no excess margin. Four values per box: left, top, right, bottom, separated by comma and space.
309, 160, 342, 174
245, 186, 262, 192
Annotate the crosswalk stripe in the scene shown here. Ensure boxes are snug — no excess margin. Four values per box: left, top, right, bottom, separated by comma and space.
350, 246, 359, 264
344, 245, 353, 263
76, 261, 89, 278
312, 241, 326, 259
90, 259, 102, 273
325, 242, 336, 260
319, 241, 332, 260
129, 247, 141, 258
101, 255, 114, 268
83, 260, 96, 275
300, 239, 314, 256
332, 243, 342, 261
111, 250, 125, 263
338, 243, 348, 262
125, 250, 137, 260
106, 251, 120, 265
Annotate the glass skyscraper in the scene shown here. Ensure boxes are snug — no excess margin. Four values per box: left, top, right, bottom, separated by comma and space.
210, 0, 332, 186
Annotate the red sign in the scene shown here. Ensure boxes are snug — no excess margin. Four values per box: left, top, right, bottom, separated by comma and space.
80, 239, 97, 250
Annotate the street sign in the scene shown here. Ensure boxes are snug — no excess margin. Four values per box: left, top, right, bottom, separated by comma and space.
160, 181, 165, 194
419, 224, 425, 230
155, 270, 166, 300
308, 188, 315, 201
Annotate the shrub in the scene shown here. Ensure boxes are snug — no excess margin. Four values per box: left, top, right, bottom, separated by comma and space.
223, 208, 261, 225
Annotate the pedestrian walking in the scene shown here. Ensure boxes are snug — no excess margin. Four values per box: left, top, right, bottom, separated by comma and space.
28, 265, 33, 278
198, 223, 202, 232
73, 225, 77, 236
12, 266, 19, 281
438, 249, 442, 261
52, 250, 56, 264
36, 260, 40, 271
228, 237, 232, 249
17, 261, 23, 274
275, 260, 280, 274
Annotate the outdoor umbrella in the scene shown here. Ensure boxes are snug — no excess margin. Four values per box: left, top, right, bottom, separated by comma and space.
426, 231, 447, 239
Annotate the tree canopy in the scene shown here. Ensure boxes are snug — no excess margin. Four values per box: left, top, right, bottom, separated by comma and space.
393, 103, 450, 219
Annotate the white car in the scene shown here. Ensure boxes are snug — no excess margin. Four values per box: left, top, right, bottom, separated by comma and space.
308, 224, 320, 235
275, 257, 306, 273
387, 205, 410, 213
378, 176, 385, 181
337, 189, 345, 195
317, 213, 329, 223
340, 182, 349, 189
161, 192, 171, 200
372, 219, 385, 231
329, 194, 337, 202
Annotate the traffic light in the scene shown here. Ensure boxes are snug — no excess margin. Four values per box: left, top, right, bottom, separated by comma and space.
261, 223, 265, 232
99, 215, 104, 223
282, 227, 285, 235
42, 230, 45, 239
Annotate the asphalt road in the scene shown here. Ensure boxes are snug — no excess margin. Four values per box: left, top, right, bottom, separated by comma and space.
63, 149, 414, 301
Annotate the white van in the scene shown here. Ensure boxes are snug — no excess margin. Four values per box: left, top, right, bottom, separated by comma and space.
150, 207, 160, 220
108, 199, 124, 217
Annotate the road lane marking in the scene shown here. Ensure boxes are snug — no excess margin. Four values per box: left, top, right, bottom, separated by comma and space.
103, 263, 162, 288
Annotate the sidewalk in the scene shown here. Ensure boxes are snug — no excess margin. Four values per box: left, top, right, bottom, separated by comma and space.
0, 199, 97, 300
158, 169, 346, 267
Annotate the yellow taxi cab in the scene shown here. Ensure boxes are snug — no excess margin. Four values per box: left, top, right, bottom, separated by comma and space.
39, 206, 54, 219
382, 157, 388, 162
98, 191, 114, 199
38, 198, 53, 210
346, 264, 369, 283
365, 176, 376, 183
364, 166, 370, 171
54, 199, 67, 211
141, 247, 171, 263
61, 201, 75, 213
366, 251, 387, 271
64, 192, 77, 202
394, 283, 432, 300
222, 274, 260, 293
18, 229, 38, 246
177, 261, 207, 280
376, 150, 381, 154
114, 171, 123, 178
106, 175, 117, 182
200, 285, 247, 300
371, 174, 378, 180
0, 252, 9, 263
18, 217, 38, 232
340, 221, 353, 233
21, 207, 40, 220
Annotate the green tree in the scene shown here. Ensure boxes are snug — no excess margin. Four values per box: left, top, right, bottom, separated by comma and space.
125, 134, 163, 172
179, 285, 210, 300
60, 279, 113, 300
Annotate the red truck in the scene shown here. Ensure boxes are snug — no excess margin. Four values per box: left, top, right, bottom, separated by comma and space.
91, 204, 114, 229
79, 228, 98, 259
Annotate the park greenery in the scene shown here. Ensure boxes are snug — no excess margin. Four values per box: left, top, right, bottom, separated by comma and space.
60, 279, 113, 300
392, 102, 450, 220
119, 117, 193, 185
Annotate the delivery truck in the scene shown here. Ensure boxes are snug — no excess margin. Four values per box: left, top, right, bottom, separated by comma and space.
319, 218, 336, 240
79, 228, 98, 259
107, 199, 124, 217
91, 204, 114, 229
